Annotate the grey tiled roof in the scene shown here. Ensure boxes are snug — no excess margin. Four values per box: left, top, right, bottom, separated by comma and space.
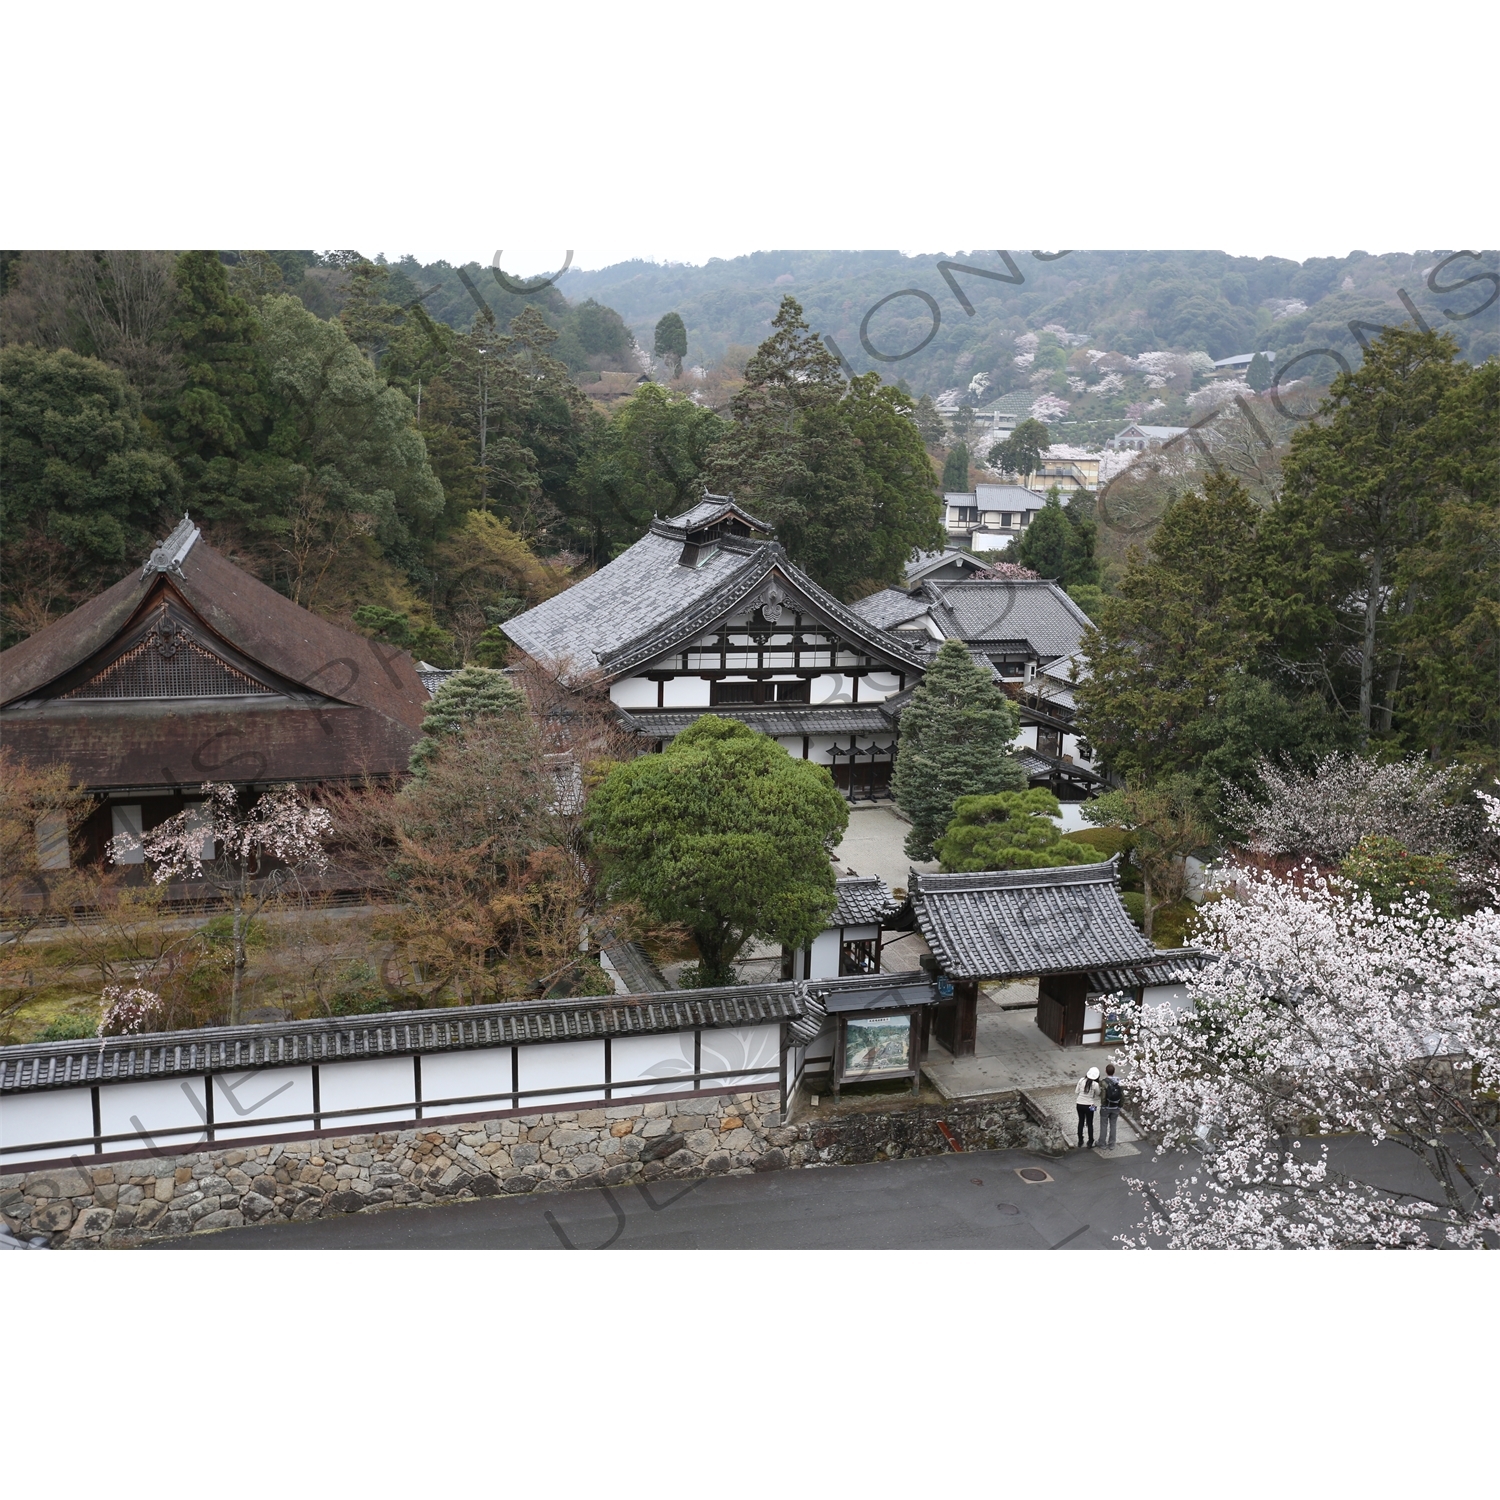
665, 495, 772, 531
504, 527, 926, 679
852, 589, 933, 631
910, 860, 1156, 979
602, 940, 670, 994
923, 580, 1093, 658
831, 876, 899, 926
1, 973, 917, 1094
1016, 747, 1104, 786
1088, 948, 1215, 996
904, 549, 990, 583
620, 706, 897, 739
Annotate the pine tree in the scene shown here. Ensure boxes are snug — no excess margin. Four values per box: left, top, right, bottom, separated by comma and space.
409, 666, 527, 775
892, 639, 1026, 860
1245, 351, 1272, 392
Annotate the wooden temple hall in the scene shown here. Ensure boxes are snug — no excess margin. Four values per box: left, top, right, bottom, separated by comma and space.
0, 516, 434, 870
502, 496, 929, 799
907, 860, 1199, 1051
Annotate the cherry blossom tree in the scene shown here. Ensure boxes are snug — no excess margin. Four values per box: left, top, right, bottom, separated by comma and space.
1118, 851, 1500, 1249
109, 782, 331, 1026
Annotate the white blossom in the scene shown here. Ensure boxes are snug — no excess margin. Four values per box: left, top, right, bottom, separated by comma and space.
1029, 393, 1070, 421
1119, 864, 1500, 1249
1012, 332, 1039, 369
97, 986, 163, 1037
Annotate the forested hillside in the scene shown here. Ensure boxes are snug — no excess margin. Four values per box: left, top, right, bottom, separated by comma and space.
0, 252, 944, 656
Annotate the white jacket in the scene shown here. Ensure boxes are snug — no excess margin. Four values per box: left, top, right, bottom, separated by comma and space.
1075, 1076, 1101, 1107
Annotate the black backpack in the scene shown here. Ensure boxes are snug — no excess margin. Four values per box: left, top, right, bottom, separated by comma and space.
1104, 1077, 1123, 1107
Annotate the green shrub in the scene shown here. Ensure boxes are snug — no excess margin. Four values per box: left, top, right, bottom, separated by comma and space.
935, 789, 1109, 873
328, 959, 390, 1016
1120, 892, 1146, 929
1063, 825, 1134, 858
198, 914, 267, 950
39, 1013, 99, 1041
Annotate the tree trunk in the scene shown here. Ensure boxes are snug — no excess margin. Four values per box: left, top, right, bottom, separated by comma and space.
230, 890, 246, 1026
1358, 550, 1382, 742
1142, 868, 1155, 941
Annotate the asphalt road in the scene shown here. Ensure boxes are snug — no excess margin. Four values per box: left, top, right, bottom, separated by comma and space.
155, 1144, 1185, 1250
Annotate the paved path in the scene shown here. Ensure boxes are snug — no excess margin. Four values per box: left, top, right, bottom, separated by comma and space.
154, 1143, 1180, 1251
831, 804, 937, 893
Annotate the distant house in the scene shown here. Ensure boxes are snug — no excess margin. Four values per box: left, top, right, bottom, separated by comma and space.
0, 516, 433, 870
850, 576, 1103, 805
503, 495, 928, 801
942, 483, 1047, 550
1211, 351, 1275, 370
1106, 423, 1189, 451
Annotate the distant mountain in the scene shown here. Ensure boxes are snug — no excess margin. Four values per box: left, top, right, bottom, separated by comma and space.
550, 248, 1498, 401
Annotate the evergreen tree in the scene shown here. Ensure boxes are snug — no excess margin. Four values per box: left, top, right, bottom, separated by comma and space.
892, 638, 1026, 860
339, 260, 403, 364
1012, 489, 1099, 586
912, 393, 947, 446
0, 345, 180, 632
941, 443, 970, 491
1245, 351, 1273, 392
585, 716, 848, 985
989, 418, 1049, 478
653, 311, 688, 378
704, 299, 940, 597
409, 666, 527, 774
1273, 327, 1474, 742
934, 789, 1109, 872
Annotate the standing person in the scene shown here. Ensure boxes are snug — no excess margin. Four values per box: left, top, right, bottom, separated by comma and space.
1074, 1065, 1100, 1148
1099, 1062, 1124, 1148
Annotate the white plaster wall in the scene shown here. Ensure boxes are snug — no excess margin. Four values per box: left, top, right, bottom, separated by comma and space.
0, 1089, 96, 1168
808, 929, 842, 980
211, 1067, 314, 1142
1054, 800, 1092, 833
317, 1056, 418, 1132
609, 676, 657, 708
810, 673, 854, 706
661, 676, 710, 708
610, 1032, 697, 1098
423, 1050, 516, 1120
516, 1039, 608, 1108
863, 672, 901, 700
97, 1076, 209, 1155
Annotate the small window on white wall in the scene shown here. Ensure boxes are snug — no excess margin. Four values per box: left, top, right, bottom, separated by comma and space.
35, 814, 70, 869
110, 804, 145, 864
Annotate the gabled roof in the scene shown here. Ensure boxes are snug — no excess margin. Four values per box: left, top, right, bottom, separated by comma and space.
503, 512, 927, 679
910, 860, 1156, 979
903, 549, 991, 584
851, 588, 935, 632
663, 494, 772, 533
919, 580, 1093, 658
831, 875, 899, 927
0, 517, 429, 727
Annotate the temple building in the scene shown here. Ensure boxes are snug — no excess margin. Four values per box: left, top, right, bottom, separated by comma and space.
0, 516, 432, 867
851, 574, 1104, 809
503, 497, 930, 799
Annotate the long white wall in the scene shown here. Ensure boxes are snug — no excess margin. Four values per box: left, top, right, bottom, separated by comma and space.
0, 1024, 783, 1170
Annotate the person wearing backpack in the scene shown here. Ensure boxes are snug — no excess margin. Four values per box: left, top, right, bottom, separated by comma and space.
1099, 1062, 1124, 1148
1074, 1066, 1101, 1147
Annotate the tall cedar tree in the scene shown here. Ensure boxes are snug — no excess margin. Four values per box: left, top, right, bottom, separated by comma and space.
892, 638, 1026, 860
585, 716, 848, 985
941, 443, 970, 491
1271, 327, 1475, 743
1075, 472, 1267, 786
705, 297, 941, 599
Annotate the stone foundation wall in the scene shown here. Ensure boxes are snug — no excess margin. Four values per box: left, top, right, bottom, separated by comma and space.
0, 1088, 1066, 1249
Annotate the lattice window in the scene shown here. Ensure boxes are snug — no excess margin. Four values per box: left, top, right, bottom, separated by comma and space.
66, 635, 274, 699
